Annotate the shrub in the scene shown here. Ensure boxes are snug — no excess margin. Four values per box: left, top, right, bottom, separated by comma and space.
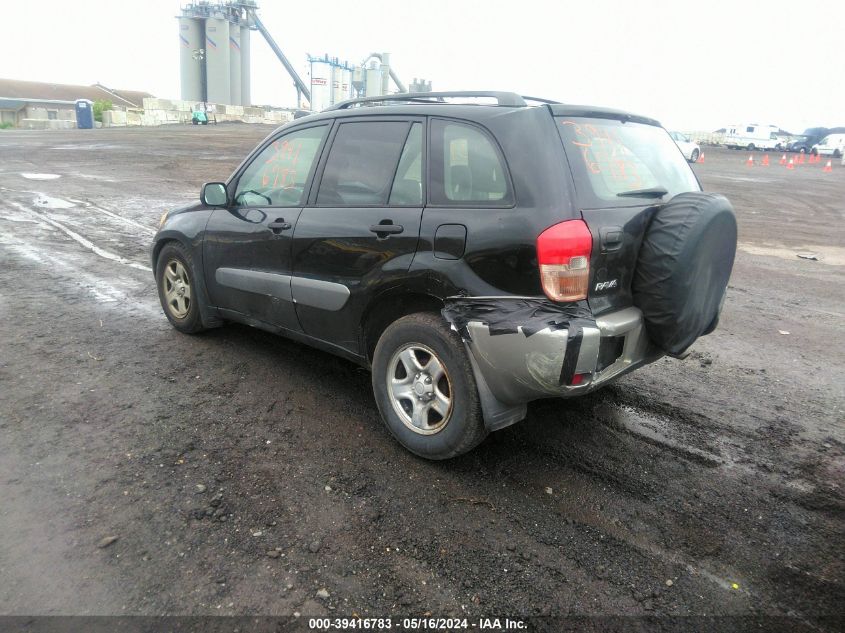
93, 100, 113, 123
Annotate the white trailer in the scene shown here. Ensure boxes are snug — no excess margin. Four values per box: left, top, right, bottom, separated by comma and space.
723, 124, 783, 151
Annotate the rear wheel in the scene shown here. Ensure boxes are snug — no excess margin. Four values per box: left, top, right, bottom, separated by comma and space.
747, 143, 756, 151
372, 312, 487, 459
690, 149, 700, 163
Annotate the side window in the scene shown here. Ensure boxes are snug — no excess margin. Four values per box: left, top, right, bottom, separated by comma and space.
388, 122, 423, 206
430, 119, 511, 206
235, 125, 327, 207
746, 126, 755, 133
317, 121, 410, 206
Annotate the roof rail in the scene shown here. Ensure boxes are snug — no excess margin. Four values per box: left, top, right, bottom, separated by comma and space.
328, 91, 531, 110
522, 95, 562, 105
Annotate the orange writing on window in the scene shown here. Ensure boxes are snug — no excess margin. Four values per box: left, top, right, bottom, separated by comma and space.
261, 139, 302, 188
562, 120, 632, 183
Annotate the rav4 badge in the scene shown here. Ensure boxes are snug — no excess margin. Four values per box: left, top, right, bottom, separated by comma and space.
595, 280, 618, 291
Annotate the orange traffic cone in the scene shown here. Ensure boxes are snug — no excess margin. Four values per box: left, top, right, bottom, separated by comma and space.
698, 152, 705, 163
823, 160, 832, 173
787, 158, 794, 170
746, 155, 754, 166
762, 154, 770, 166
797, 153, 805, 165
814, 153, 822, 164
779, 154, 787, 165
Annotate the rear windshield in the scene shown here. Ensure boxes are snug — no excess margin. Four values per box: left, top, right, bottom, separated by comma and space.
556, 117, 700, 208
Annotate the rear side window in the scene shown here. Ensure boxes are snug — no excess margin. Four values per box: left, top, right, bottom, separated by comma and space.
317, 121, 409, 206
556, 117, 700, 208
235, 125, 327, 207
389, 122, 423, 206
430, 119, 512, 206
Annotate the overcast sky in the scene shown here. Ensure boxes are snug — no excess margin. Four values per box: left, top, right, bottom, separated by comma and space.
3, 0, 843, 133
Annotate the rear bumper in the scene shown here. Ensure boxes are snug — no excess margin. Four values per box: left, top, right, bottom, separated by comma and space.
462, 305, 661, 411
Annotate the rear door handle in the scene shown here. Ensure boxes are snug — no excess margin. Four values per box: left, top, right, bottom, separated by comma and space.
369, 223, 404, 236
269, 218, 292, 233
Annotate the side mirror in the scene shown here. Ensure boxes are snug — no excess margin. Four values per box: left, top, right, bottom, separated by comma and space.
201, 182, 228, 207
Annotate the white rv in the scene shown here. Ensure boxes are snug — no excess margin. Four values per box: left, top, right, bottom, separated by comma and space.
723, 124, 783, 151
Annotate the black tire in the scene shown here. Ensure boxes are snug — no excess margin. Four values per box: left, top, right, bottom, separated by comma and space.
690, 149, 700, 163
155, 242, 206, 334
747, 143, 756, 151
632, 192, 737, 356
834, 150, 842, 159
372, 312, 487, 460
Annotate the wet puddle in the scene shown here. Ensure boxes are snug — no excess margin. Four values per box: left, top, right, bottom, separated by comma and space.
20, 173, 61, 180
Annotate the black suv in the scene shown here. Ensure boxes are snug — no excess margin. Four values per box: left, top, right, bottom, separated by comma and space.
788, 135, 822, 154
152, 91, 737, 459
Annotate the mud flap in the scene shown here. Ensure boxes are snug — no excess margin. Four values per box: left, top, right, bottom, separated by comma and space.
463, 343, 527, 431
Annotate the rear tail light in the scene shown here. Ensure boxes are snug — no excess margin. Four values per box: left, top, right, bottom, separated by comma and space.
537, 219, 593, 302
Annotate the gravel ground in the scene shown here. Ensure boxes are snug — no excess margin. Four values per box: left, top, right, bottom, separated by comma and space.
0, 125, 842, 631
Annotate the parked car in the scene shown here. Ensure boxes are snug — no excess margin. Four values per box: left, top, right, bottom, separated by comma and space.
670, 131, 701, 162
788, 135, 822, 153
152, 91, 737, 459
812, 133, 845, 157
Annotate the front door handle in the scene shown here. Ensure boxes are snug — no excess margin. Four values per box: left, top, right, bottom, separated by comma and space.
369, 222, 404, 237
269, 218, 292, 233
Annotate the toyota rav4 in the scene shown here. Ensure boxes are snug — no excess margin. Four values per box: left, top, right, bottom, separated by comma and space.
152, 91, 737, 459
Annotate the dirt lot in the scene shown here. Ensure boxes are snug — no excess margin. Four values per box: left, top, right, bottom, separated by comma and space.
0, 125, 842, 630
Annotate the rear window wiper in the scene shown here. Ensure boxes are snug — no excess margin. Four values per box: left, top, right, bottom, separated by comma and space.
617, 186, 669, 199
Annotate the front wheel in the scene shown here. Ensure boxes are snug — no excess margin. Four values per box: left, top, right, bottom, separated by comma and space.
372, 312, 487, 459
747, 143, 756, 151
155, 242, 206, 334
690, 149, 700, 163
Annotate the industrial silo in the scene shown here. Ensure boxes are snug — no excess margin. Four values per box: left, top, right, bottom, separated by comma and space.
229, 26, 242, 105
204, 16, 231, 104
341, 66, 352, 103
178, 17, 204, 102
380, 52, 390, 95
332, 64, 345, 105
310, 57, 333, 111
240, 24, 251, 106
364, 63, 381, 97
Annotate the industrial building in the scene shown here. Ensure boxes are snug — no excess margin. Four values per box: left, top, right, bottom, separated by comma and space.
178, 1, 430, 112
0, 78, 153, 129
308, 52, 426, 111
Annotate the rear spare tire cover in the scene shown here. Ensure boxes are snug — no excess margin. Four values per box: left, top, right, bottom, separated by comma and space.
632, 192, 737, 356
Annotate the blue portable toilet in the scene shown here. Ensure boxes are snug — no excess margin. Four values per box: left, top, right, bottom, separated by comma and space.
75, 99, 94, 129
